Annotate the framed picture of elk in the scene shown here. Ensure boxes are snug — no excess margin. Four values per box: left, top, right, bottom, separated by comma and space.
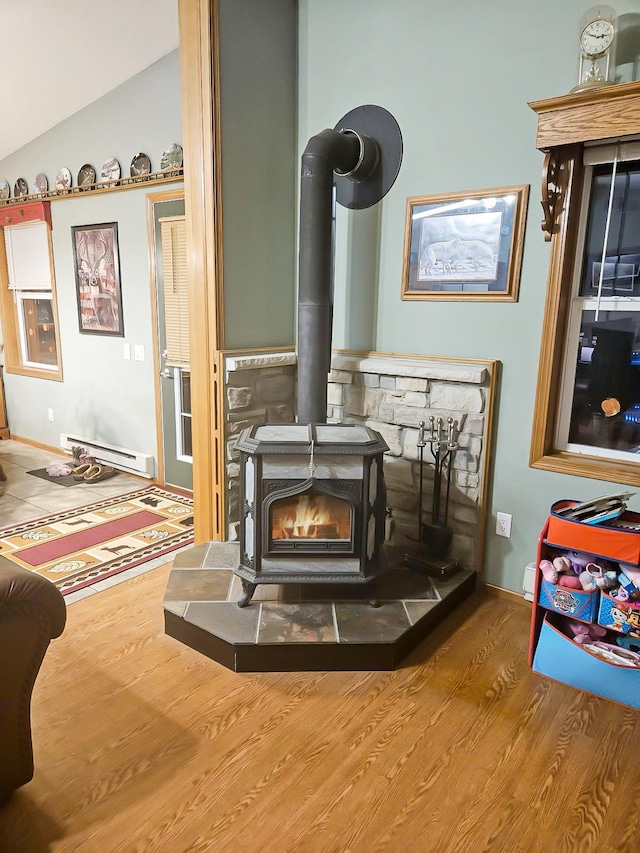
401, 184, 529, 301
71, 222, 124, 335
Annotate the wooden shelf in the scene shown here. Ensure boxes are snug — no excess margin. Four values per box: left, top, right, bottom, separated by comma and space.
0, 169, 183, 207
529, 80, 640, 150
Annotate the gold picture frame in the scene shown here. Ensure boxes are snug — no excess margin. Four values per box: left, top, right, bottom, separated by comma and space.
401, 184, 529, 301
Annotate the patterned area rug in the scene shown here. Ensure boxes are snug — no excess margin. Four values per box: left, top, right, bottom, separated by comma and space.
0, 486, 194, 595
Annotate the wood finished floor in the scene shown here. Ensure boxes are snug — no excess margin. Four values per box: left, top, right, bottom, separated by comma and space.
1, 566, 638, 853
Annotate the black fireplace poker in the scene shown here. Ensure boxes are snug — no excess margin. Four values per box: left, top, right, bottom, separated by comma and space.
406, 417, 461, 579
297, 106, 403, 425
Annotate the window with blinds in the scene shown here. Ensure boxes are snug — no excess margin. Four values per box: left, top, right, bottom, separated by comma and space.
555, 143, 640, 465
160, 215, 190, 368
0, 206, 61, 379
5, 220, 53, 290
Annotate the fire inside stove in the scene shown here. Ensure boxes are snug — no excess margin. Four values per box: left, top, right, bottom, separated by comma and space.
270, 493, 353, 552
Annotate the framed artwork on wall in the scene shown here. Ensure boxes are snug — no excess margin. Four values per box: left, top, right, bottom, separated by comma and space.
401, 184, 529, 301
72, 222, 124, 335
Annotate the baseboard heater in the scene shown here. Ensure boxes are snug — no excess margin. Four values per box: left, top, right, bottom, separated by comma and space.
59, 433, 155, 478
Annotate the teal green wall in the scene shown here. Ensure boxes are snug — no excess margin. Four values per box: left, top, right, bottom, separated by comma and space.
299, 0, 640, 592
0, 52, 182, 462
219, 0, 298, 350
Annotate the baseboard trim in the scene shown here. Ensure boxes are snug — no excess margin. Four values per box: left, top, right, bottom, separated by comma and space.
10, 435, 66, 455
8, 436, 159, 487
481, 581, 531, 607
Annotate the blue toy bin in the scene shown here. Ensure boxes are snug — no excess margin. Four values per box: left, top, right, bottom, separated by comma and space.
538, 578, 599, 623
533, 614, 640, 709
598, 590, 640, 637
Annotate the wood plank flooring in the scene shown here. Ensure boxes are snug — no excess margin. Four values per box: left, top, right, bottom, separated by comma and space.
1, 565, 638, 852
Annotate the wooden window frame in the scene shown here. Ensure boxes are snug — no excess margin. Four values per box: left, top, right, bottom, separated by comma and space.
529, 81, 640, 486
0, 205, 63, 381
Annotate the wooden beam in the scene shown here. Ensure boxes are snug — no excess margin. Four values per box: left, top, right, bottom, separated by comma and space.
178, 0, 225, 542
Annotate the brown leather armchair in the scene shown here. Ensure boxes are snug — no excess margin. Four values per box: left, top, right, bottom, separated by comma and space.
0, 557, 66, 803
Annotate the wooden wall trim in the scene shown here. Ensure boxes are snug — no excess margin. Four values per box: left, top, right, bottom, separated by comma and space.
529, 146, 583, 469
529, 81, 640, 150
178, 0, 224, 543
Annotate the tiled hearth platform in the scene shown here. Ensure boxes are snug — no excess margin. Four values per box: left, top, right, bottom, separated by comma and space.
164, 542, 476, 671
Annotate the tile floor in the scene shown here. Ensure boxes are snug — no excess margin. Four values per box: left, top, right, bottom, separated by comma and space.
0, 438, 191, 605
163, 540, 476, 671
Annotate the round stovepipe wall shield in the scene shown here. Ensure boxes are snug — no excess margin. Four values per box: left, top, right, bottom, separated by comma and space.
332, 105, 403, 210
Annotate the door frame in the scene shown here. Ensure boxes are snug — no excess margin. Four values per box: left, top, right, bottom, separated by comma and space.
146, 188, 189, 488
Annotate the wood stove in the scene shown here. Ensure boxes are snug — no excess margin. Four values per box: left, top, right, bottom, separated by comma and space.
233, 106, 402, 607
235, 424, 388, 606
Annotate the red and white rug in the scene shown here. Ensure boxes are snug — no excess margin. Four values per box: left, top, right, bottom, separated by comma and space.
0, 486, 194, 595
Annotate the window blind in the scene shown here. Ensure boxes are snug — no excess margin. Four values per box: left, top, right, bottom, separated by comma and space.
5, 220, 52, 290
160, 215, 190, 368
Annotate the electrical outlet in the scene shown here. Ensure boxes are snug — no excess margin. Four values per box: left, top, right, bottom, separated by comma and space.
496, 511, 512, 538
134, 345, 145, 362
47, 408, 54, 422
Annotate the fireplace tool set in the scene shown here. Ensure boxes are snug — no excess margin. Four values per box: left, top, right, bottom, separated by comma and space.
405, 417, 461, 579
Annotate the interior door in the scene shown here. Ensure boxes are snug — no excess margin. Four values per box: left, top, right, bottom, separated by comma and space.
151, 196, 193, 491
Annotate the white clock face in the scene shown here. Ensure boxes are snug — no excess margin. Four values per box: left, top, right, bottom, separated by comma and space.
580, 19, 615, 57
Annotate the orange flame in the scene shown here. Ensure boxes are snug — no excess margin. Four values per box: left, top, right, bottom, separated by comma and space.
281, 495, 332, 538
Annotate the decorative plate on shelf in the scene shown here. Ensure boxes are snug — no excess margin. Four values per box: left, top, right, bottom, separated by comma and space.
101, 158, 121, 183
55, 168, 72, 190
14, 178, 29, 197
77, 163, 96, 187
130, 152, 151, 177
160, 143, 183, 171
0, 180, 10, 199
33, 173, 48, 194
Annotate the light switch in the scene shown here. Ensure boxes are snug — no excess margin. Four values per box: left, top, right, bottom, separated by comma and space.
123, 343, 131, 360
134, 345, 145, 362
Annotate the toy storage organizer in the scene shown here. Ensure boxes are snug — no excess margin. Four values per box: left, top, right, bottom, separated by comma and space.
529, 501, 640, 710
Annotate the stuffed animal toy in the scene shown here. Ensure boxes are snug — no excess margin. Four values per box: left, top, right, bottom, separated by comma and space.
617, 565, 640, 602
539, 550, 617, 588
539, 559, 559, 583
539, 554, 575, 584
560, 616, 607, 645
578, 565, 618, 591
622, 566, 640, 588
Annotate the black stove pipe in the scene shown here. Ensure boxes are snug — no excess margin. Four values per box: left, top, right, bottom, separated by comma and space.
297, 129, 363, 424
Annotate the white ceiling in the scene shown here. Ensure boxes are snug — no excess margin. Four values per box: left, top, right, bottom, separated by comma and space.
0, 0, 179, 161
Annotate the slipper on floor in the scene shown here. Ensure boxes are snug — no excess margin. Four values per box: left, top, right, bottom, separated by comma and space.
73, 463, 94, 480
83, 464, 117, 483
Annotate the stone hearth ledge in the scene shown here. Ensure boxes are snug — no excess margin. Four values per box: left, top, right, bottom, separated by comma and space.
163, 541, 476, 672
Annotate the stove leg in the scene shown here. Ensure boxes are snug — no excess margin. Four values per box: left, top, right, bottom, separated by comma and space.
368, 576, 381, 607
238, 579, 257, 608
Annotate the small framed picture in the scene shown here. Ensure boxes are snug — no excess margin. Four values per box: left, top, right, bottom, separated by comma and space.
401, 184, 529, 301
72, 222, 124, 335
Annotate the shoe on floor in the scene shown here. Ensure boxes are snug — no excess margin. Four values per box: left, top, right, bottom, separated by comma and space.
73, 463, 94, 480
83, 464, 117, 483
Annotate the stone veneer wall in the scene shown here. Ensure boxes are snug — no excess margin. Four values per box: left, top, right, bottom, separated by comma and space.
225, 352, 297, 539
326, 353, 495, 570
224, 350, 496, 570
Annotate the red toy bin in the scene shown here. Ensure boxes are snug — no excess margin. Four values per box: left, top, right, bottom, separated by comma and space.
547, 500, 640, 566
538, 578, 599, 623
